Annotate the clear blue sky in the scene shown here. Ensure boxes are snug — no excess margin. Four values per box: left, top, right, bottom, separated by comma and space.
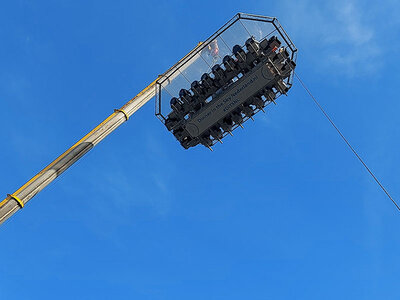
1, 1, 400, 299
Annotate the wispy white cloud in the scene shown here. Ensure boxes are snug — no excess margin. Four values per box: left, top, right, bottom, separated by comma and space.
325, 3, 373, 45
277, 0, 386, 76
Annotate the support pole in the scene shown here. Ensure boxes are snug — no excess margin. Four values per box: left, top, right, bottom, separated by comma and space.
0, 80, 157, 225
0, 42, 203, 226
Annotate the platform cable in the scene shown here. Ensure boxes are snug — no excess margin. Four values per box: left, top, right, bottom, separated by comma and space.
293, 71, 400, 212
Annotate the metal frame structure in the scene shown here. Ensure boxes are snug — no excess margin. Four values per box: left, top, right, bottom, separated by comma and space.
155, 13, 297, 149
155, 13, 297, 123
0, 13, 297, 225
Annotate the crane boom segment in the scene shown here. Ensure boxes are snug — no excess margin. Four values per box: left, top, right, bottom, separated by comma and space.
0, 42, 204, 225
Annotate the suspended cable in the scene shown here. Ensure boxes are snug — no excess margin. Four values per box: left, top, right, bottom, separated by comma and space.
294, 71, 400, 212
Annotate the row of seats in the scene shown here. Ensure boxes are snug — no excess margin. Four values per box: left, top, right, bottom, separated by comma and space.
165, 36, 282, 130
164, 36, 296, 149
177, 89, 277, 149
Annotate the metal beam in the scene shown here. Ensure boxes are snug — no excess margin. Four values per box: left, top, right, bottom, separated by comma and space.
0, 42, 203, 225
0, 81, 156, 225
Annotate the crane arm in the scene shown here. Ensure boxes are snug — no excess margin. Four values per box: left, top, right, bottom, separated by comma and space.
0, 79, 157, 225
0, 42, 203, 225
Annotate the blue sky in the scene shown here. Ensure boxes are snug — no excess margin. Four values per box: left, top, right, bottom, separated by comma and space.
1, 1, 400, 299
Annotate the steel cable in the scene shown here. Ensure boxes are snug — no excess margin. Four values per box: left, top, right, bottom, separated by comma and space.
294, 71, 400, 212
